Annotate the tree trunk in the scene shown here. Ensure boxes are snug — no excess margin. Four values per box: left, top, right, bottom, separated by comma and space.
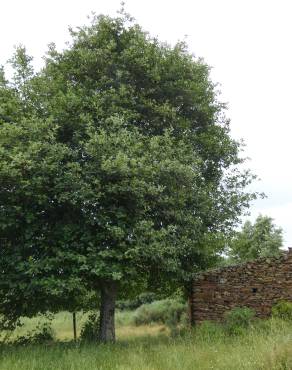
99, 280, 117, 343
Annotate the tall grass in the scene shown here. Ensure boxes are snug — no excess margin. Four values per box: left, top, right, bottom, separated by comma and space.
0, 310, 139, 342
1, 317, 292, 369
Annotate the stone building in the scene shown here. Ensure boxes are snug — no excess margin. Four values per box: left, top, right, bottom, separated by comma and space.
190, 249, 292, 324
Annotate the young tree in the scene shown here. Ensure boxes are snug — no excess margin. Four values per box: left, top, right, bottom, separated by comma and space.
0, 13, 256, 341
228, 215, 283, 262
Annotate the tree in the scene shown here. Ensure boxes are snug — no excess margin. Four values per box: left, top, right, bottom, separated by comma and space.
0, 12, 256, 341
228, 215, 283, 262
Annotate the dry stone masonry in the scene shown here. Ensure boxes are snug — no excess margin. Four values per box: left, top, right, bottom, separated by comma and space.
191, 249, 292, 324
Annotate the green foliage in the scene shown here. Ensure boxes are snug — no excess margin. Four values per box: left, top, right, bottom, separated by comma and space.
194, 321, 225, 342
116, 292, 157, 310
272, 301, 292, 321
12, 322, 54, 345
79, 313, 100, 342
115, 310, 136, 326
223, 307, 255, 335
228, 215, 283, 262
133, 299, 186, 329
2, 318, 292, 369
0, 11, 256, 329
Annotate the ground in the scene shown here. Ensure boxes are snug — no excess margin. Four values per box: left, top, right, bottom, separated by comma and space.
1, 312, 292, 369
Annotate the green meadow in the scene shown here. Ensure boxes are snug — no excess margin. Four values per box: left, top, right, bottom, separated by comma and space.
1, 312, 292, 370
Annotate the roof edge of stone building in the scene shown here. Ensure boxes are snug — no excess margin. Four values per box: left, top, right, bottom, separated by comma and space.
193, 248, 292, 281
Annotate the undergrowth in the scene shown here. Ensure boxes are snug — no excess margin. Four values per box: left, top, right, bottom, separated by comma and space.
1, 312, 292, 369
2, 304, 292, 369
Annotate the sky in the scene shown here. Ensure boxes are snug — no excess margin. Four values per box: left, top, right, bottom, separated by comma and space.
1, 0, 292, 246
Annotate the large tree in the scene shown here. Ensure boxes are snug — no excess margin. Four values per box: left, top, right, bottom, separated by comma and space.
0, 12, 255, 341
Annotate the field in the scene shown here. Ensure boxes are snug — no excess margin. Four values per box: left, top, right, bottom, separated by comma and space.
1, 312, 292, 369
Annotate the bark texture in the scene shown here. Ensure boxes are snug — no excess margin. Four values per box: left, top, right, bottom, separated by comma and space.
99, 280, 117, 343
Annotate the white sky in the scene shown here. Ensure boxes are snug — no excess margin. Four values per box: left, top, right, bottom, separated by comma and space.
1, 0, 292, 246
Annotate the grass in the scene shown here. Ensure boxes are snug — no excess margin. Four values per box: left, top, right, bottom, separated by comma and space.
0, 310, 141, 342
1, 314, 292, 369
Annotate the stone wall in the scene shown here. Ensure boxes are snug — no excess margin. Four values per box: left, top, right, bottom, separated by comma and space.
191, 249, 292, 323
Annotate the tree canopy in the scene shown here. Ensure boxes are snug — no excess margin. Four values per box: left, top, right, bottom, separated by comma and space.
0, 12, 256, 341
228, 215, 283, 262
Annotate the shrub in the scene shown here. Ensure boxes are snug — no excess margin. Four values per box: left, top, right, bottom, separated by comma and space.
164, 300, 188, 334
115, 310, 136, 326
13, 321, 54, 345
80, 313, 99, 342
272, 301, 292, 321
133, 299, 187, 332
223, 307, 255, 335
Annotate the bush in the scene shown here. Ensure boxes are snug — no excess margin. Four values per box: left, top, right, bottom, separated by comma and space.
223, 307, 255, 335
115, 310, 136, 326
164, 300, 188, 333
133, 299, 187, 333
272, 301, 292, 321
80, 313, 99, 342
13, 321, 54, 345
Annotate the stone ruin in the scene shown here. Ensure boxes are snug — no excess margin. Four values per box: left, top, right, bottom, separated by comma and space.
190, 249, 292, 324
